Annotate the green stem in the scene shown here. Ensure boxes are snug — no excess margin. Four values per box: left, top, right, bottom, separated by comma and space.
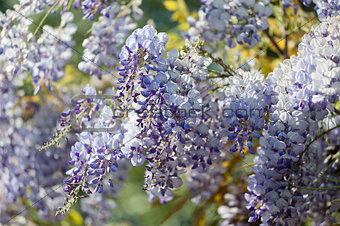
39, 124, 72, 151
199, 46, 235, 77
207, 69, 232, 78
298, 124, 340, 163
315, 159, 337, 183
33, 0, 61, 36
107, 0, 136, 34
288, 180, 340, 191
67, 0, 74, 10
310, 161, 340, 183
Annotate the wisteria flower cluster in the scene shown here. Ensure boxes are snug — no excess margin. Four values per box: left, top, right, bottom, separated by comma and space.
245, 16, 340, 225
1, 0, 340, 225
186, 0, 273, 49
313, 0, 340, 21
79, 0, 143, 79
283, 0, 339, 20
0, 5, 77, 94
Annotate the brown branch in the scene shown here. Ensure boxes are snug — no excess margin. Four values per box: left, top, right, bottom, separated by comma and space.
334, 108, 340, 115
198, 46, 236, 76
263, 29, 285, 59
283, 7, 289, 59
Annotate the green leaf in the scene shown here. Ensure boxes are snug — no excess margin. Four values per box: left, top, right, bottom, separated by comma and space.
160, 197, 189, 224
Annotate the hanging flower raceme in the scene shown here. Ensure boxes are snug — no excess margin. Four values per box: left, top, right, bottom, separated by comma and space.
220, 69, 270, 157
59, 85, 128, 213
0, 3, 77, 94
115, 25, 214, 203
0, 98, 72, 222
245, 16, 340, 225
27, 12, 77, 94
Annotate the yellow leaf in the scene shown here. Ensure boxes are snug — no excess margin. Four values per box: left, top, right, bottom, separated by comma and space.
214, 193, 223, 202
59, 64, 85, 86
166, 33, 184, 51
177, 0, 189, 17
163, 1, 178, 11
261, 58, 282, 75
20, 95, 40, 103
193, 206, 206, 226
59, 64, 76, 85
267, 18, 282, 36
171, 11, 186, 22
178, 22, 189, 31
68, 209, 83, 225
335, 97, 340, 110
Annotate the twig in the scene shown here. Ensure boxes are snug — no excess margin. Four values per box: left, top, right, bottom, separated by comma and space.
334, 108, 340, 115
198, 46, 235, 76
310, 161, 340, 183
207, 69, 232, 78
263, 29, 285, 59
288, 180, 340, 190
33, 0, 61, 36
283, 7, 289, 59
298, 124, 340, 163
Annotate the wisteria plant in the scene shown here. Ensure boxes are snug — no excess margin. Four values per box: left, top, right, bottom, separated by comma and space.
0, 0, 339, 225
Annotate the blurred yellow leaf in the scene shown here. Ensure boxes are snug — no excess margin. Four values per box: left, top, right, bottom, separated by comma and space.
214, 193, 223, 202
193, 206, 206, 226
177, 0, 189, 16
166, 33, 185, 50
164, 0, 191, 30
20, 95, 40, 104
261, 58, 282, 76
163, 1, 178, 11
59, 64, 86, 86
60, 64, 76, 84
198, 216, 206, 226
335, 97, 340, 110
178, 22, 189, 31
68, 209, 83, 225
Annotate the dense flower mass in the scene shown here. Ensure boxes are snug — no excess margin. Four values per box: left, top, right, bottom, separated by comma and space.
220, 69, 269, 156
82, 0, 114, 20
186, 0, 273, 50
282, 0, 339, 20
313, 0, 340, 21
114, 25, 211, 203
0, 4, 77, 94
245, 16, 340, 225
0, 77, 69, 222
28, 12, 77, 94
